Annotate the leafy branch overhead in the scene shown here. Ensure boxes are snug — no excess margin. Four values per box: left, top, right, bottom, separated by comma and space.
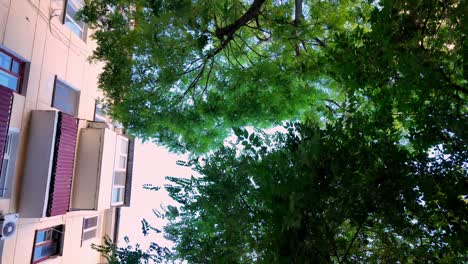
79, 0, 357, 152
82, 0, 467, 263
81, 0, 465, 153
163, 122, 467, 262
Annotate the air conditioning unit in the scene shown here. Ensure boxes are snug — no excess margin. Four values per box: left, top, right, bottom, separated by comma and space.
0, 214, 18, 240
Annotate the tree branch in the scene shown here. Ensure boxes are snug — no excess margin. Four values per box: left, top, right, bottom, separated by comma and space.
341, 220, 366, 262
314, 37, 327, 48
228, 42, 247, 69
215, 0, 267, 40
223, 45, 242, 70
176, 61, 208, 104
319, 212, 342, 263
180, 58, 204, 76
239, 194, 255, 216
235, 33, 267, 58
325, 99, 342, 109
232, 37, 256, 66
200, 59, 215, 98
438, 68, 468, 94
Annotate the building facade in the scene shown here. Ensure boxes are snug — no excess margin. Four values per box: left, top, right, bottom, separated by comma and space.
0, 0, 134, 263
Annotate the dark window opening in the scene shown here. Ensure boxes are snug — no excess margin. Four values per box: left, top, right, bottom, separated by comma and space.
32, 225, 64, 264
64, 0, 87, 40
0, 49, 25, 93
52, 78, 80, 116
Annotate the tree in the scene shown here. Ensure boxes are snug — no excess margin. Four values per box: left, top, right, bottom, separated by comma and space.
81, 0, 466, 262
80, 0, 465, 153
78, 0, 367, 152
92, 236, 171, 264
163, 120, 467, 263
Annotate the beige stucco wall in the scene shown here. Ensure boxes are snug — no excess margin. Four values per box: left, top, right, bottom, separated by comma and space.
2, 211, 106, 264
0, 0, 113, 263
0, 0, 104, 213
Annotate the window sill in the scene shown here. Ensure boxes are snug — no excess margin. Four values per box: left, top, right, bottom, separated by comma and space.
35, 255, 62, 264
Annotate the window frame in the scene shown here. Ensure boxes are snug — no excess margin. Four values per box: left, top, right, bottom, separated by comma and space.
63, 0, 87, 40
111, 136, 129, 206
51, 77, 81, 116
81, 216, 99, 245
31, 225, 64, 264
0, 48, 25, 93
93, 100, 106, 122
0, 128, 19, 198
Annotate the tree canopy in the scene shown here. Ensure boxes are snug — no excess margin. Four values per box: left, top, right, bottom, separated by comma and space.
163, 120, 466, 262
81, 0, 465, 153
82, 0, 467, 262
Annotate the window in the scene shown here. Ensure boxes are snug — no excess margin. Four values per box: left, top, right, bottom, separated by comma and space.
81, 216, 99, 244
0, 129, 19, 198
111, 136, 128, 205
52, 78, 80, 116
32, 226, 64, 264
0, 49, 24, 93
94, 101, 106, 122
64, 0, 86, 39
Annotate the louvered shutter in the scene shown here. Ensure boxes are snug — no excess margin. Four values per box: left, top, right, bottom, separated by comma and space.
47, 112, 78, 217
123, 138, 135, 206
0, 86, 13, 172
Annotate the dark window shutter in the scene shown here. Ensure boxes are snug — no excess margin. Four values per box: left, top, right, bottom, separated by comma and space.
0, 86, 13, 172
47, 112, 78, 217
123, 138, 134, 207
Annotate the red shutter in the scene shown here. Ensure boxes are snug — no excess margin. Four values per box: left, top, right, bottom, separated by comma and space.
47, 112, 78, 217
0, 86, 13, 172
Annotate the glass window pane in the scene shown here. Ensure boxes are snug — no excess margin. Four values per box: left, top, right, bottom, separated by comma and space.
119, 156, 127, 170
11, 61, 20, 74
95, 104, 104, 116
68, 0, 84, 10
111, 188, 119, 203
119, 188, 125, 201
64, 17, 83, 38
66, 1, 78, 16
0, 52, 11, 70
53, 80, 80, 116
35, 230, 47, 243
65, 0, 85, 39
113, 171, 126, 185
46, 230, 54, 240
0, 159, 8, 197
120, 139, 128, 154
33, 242, 58, 260
4, 133, 10, 155
0, 70, 19, 91
84, 217, 98, 229
94, 102, 107, 121
111, 188, 124, 203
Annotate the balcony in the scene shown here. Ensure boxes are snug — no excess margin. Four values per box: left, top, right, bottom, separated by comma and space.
19, 110, 78, 218
71, 122, 133, 211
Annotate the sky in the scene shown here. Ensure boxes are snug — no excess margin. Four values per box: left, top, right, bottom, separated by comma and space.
118, 140, 194, 250
117, 125, 286, 254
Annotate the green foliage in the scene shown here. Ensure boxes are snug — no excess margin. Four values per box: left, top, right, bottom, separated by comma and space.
92, 236, 171, 264
164, 119, 467, 263
80, 0, 466, 153
83, 0, 467, 262
79, 0, 371, 153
